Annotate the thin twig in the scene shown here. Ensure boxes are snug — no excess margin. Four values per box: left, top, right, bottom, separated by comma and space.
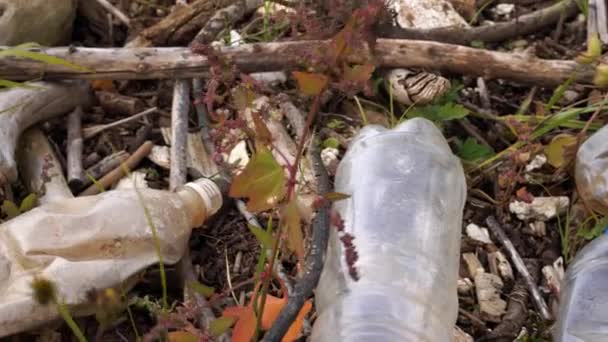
79, 141, 153, 196
82, 107, 158, 139
94, 0, 131, 26
67, 106, 84, 191
191, 0, 263, 46
485, 216, 552, 321
263, 139, 331, 342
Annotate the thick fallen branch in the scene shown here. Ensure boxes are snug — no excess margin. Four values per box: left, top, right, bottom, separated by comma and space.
377, 0, 580, 45
0, 39, 594, 86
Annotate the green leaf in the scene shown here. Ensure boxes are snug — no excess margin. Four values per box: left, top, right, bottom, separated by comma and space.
229, 146, 286, 212
0, 44, 92, 72
322, 137, 340, 149
2, 200, 20, 220
247, 223, 275, 251
458, 137, 495, 162
0, 80, 41, 89
187, 281, 215, 298
209, 316, 237, 337
19, 193, 38, 213
324, 192, 350, 201
407, 102, 469, 122
578, 216, 608, 240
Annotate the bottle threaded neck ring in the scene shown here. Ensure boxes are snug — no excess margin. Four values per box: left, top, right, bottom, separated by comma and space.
183, 178, 223, 217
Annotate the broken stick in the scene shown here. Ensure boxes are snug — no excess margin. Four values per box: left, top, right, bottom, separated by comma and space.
0, 39, 594, 86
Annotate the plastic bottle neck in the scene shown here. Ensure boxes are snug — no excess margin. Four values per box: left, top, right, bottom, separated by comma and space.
176, 179, 223, 227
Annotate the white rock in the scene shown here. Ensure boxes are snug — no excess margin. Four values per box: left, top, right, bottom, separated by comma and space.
525, 154, 547, 172
465, 223, 492, 244
453, 326, 474, 342
488, 251, 514, 282
321, 147, 339, 175
0, 0, 77, 45
463, 253, 484, 278
491, 4, 515, 20
528, 221, 547, 237
114, 170, 148, 190
509, 196, 570, 221
457, 277, 474, 295
542, 258, 564, 295
474, 272, 507, 322
148, 145, 171, 169
390, 0, 469, 29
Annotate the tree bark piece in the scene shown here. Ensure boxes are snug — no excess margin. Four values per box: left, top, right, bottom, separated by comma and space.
125, 0, 236, 47
0, 40, 593, 86
67, 106, 84, 191
170, 80, 191, 191
80, 150, 130, 191
79, 141, 153, 196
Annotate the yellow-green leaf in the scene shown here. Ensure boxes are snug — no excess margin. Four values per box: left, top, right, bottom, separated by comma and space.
292, 71, 328, 96
229, 146, 286, 212
2, 200, 20, 220
187, 281, 215, 298
209, 316, 237, 337
545, 134, 577, 168
344, 64, 375, 83
324, 192, 350, 201
247, 223, 275, 251
19, 193, 38, 213
282, 200, 305, 267
594, 64, 608, 88
0, 44, 92, 72
167, 331, 198, 342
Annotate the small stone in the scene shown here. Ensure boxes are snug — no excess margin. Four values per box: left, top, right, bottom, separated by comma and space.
525, 154, 547, 172
114, 170, 148, 190
528, 221, 547, 237
558, 90, 580, 106
491, 4, 515, 20
488, 251, 514, 282
453, 326, 474, 342
148, 145, 171, 169
457, 277, 474, 295
321, 147, 340, 175
465, 223, 492, 244
509, 196, 569, 221
0, 0, 77, 46
474, 272, 507, 322
463, 253, 484, 278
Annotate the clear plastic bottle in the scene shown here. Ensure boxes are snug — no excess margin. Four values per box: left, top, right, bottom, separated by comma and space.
554, 124, 608, 342
0, 178, 222, 337
311, 117, 467, 342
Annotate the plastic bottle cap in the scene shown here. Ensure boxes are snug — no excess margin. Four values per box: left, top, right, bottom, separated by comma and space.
184, 178, 223, 217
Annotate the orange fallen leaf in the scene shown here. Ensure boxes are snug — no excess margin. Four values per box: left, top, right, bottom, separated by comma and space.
221, 280, 312, 342
91, 79, 116, 92
292, 71, 328, 96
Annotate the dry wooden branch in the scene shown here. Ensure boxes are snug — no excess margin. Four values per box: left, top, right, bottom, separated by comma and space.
485, 216, 552, 321
377, 0, 580, 45
0, 39, 593, 86
169, 80, 190, 191
125, 0, 235, 47
79, 141, 153, 196
82, 107, 158, 139
94, 0, 131, 27
80, 150, 130, 191
191, 0, 263, 46
67, 106, 84, 190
